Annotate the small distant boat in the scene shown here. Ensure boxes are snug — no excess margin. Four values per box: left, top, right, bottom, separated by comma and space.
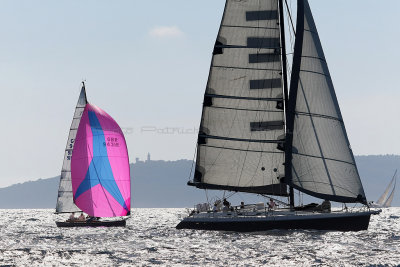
177, 0, 381, 232
371, 170, 397, 208
55, 82, 131, 227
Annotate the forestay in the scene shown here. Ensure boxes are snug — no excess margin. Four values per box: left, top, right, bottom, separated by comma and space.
192, 0, 287, 196
286, 0, 366, 203
56, 85, 87, 213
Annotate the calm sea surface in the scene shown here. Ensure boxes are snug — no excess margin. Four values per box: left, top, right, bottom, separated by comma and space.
0, 208, 399, 266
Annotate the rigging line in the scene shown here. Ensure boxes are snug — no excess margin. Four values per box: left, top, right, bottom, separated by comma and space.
284, 0, 296, 34
226, 190, 238, 200
187, 143, 197, 182
86, 144, 117, 217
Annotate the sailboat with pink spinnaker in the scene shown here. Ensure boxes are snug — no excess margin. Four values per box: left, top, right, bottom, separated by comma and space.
55, 83, 131, 227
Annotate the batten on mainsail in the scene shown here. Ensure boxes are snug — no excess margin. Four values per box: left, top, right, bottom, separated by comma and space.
190, 0, 288, 196
285, 0, 366, 203
56, 84, 87, 213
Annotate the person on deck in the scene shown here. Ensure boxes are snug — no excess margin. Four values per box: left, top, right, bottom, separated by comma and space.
320, 199, 331, 213
240, 202, 245, 209
78, 212, 85, 221
68, 213, 76, 222
222, 205, 229, 213
268, 199, 277, 211
213, 203, 218, 212
223, 198, 230, 208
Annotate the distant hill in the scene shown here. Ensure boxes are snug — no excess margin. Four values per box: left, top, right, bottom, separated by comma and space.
131, 160, 205, 208
0, 155, 399, 209
0, 159, 205, 209
0, 177, 60, 209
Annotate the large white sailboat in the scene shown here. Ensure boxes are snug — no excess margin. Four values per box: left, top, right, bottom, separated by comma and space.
177, 0, 380, 232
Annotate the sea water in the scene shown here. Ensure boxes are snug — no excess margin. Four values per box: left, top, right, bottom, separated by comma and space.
0, 208, 399, 266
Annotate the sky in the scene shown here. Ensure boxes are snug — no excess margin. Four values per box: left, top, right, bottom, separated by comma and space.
0, 0, 399, 187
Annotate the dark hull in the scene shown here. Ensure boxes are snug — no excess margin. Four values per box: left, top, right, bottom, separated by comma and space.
56, 219, 126, 228
176, 212, 376, 232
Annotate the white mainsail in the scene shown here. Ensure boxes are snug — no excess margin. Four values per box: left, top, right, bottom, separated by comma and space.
191, 0, 287, 196
55, 84, 87, 213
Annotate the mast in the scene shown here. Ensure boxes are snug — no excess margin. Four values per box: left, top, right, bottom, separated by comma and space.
278, 0, 294, 208
81, 81, 88, 104
285, 0, 304, 208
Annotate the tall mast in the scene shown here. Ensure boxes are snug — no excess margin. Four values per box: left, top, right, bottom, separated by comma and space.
278, 0, 294, 208
81, 81, 88, 104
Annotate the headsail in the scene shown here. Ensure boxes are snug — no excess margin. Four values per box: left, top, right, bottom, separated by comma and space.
377, 170, 397, 206
190, 0, 288, 196
56, 84, 87, 213
71, 104, 131, 217
383, 178, 396, 207
285, 0, 366, 203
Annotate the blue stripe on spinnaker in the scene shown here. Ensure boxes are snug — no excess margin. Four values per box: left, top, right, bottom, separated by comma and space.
74, 110, 128, 212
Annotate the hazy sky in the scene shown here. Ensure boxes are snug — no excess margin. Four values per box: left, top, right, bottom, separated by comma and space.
0, 0, 399, 187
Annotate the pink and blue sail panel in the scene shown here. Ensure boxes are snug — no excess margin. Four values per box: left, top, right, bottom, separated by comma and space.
71, 103, 131, 217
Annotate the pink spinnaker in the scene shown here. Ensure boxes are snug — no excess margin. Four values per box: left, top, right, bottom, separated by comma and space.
71, 104, 131, 217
